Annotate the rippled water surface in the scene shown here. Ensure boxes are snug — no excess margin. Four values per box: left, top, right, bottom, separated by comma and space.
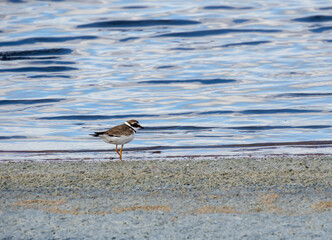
1, 0, 332, 161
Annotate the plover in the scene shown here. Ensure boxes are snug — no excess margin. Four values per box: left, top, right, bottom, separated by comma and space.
91, 119, 144, 160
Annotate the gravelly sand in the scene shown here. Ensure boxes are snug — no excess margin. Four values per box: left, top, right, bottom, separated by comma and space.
1, 156, 331, 239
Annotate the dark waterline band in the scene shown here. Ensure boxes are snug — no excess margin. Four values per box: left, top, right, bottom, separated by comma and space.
1, 140, 331, 154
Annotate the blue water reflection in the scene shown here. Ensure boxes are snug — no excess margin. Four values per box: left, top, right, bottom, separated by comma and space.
0, 0, 332, 160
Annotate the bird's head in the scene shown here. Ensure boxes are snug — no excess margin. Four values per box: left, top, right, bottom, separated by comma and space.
126, 119, 144, 131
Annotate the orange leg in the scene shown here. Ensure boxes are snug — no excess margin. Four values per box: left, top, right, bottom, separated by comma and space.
119, 145, 124, 161
115, 145, 121, 159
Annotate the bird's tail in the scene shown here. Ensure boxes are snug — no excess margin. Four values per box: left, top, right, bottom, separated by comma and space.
90, 131, 105, 137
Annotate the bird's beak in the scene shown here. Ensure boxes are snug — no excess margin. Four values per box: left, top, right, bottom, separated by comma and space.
138, 124, 144, 129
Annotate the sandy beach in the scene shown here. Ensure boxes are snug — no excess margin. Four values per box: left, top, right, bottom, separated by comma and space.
1, 155, 331, 239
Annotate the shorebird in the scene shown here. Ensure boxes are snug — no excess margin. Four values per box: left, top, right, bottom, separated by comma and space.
91, 119, 144, 160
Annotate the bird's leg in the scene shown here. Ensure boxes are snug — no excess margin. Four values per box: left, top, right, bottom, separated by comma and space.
119, 145, 124, 161
115, 145, 121, 158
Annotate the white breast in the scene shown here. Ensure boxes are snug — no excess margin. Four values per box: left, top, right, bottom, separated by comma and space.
100, 133, 135, 145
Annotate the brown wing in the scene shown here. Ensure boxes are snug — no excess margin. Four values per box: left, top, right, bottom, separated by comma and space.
105, 124, 133, 137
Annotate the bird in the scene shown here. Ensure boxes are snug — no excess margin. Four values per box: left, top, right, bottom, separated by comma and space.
90, 119, 144, 160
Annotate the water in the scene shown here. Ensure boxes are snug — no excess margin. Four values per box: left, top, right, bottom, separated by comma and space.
1, 0, 332, 161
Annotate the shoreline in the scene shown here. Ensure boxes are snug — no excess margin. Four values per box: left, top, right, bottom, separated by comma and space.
1, 155, 331, 239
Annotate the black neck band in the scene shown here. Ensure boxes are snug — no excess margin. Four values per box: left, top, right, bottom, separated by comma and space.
126, 123, 136, 133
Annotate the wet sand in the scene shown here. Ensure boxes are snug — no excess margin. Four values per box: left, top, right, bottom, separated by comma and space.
1, 155, 331, 239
